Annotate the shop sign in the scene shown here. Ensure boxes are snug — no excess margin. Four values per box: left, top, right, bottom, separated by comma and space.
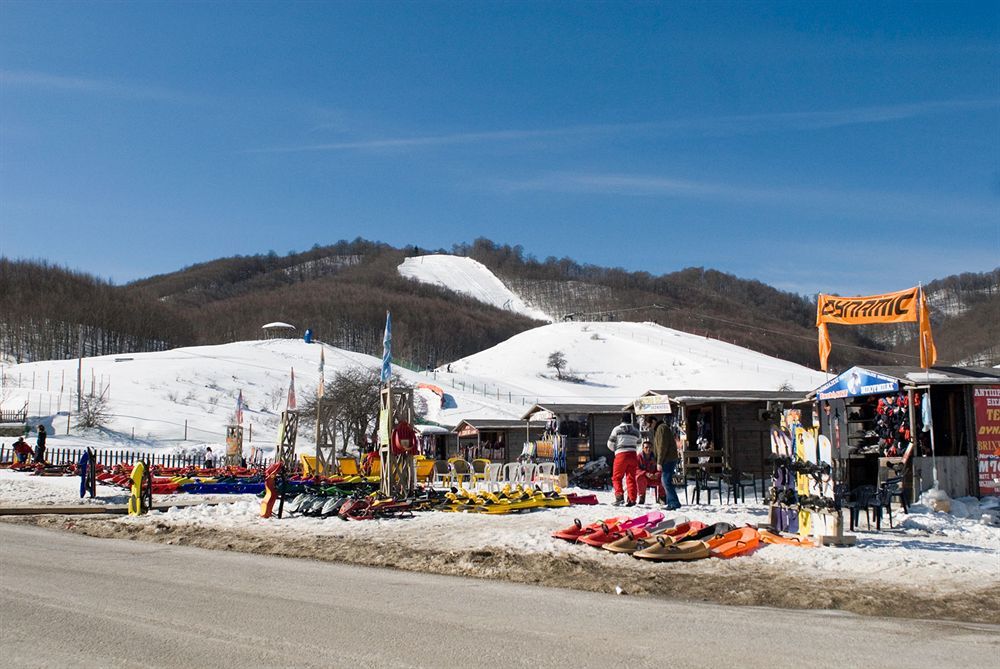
816, 367, 899, 401
633, 394, 672, 415
457, 424, 479, 438
972, 385, 1000, 496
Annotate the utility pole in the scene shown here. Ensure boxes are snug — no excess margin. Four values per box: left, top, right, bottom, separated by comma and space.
77, 325, 83, 413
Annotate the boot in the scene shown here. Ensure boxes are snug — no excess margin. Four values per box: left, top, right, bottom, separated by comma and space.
613, 495, 624, 506
626, 500, 636, 507
638, 494, 646, 505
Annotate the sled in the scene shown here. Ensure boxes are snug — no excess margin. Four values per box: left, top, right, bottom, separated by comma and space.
633, 522, 733, 561
602, 517, 694, 554
260, 461, 284, 518
127, 461, 152, 516
552, 515, 629, 542
759, 528, 815, 548
707, 526, 760, 558
579, 510, 665, 547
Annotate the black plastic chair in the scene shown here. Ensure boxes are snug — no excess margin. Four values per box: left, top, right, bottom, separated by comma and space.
842, 485, 878, 531
726, 468, 759, 504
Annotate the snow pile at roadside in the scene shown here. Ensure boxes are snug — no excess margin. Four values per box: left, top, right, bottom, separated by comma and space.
3, 471, 996, 589
442, 321, 828, 403
399, 255, 552, 322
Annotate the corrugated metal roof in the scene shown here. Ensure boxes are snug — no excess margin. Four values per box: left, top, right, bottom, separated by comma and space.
455, 419, 542, 431
520, 403, 626, 420
640, 389, 806, 403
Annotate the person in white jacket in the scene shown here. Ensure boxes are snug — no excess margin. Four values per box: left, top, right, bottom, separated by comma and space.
607, 413, 641, 506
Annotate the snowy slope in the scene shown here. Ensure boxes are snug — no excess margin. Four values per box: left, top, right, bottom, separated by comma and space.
0, 339, 522, 455
441, 321, 828, 404
398, 255, 551, 322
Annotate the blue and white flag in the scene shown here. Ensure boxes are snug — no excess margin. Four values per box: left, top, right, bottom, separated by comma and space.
381, 311, 392, 383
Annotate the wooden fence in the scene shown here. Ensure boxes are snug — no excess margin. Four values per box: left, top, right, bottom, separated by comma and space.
0, 445, 272, 469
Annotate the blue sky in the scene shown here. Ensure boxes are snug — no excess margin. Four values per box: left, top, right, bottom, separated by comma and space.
1, 1, 997, 295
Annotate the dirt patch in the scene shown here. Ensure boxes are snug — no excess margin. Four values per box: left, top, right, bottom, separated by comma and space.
6, 514, 998, 624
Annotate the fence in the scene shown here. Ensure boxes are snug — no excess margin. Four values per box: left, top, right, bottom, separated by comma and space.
0, 404, 28, 424
0, 445, 272, 470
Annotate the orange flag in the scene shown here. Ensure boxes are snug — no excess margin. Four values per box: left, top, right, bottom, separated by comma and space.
919, 288, 937, 368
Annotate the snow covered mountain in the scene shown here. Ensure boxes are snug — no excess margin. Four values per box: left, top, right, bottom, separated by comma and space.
398, 255, 552, 322
441, 321, 828, 404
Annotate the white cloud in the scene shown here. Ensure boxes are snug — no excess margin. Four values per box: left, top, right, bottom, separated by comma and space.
252, 98, 1000, 153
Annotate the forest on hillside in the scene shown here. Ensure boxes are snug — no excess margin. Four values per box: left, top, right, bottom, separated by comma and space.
1, 239, 996, 369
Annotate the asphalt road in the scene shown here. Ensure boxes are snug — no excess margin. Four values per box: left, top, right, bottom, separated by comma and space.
1, 523, 996, 668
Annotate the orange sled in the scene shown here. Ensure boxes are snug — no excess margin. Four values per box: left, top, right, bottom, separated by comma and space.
552, 516, 628, 542
759, 528, 815, 548
707, 526, 761, 559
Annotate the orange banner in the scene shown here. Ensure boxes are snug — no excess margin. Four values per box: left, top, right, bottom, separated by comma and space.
816, 287, 936, 371
816, 287, 919, 326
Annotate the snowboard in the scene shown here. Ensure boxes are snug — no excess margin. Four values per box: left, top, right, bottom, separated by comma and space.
816, 434, 834, 536
795, 427, 811, 537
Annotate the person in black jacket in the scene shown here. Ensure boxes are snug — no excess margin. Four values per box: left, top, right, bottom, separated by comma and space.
33, 425, 47, 464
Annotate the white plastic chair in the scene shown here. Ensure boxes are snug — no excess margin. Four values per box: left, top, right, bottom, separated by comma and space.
483, 463, 504, 492
502, 462, 523, 486
535, 462, 557, 492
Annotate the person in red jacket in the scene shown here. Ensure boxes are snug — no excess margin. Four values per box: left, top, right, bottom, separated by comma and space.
635, 441, 663, 505
12, 437, 33, 464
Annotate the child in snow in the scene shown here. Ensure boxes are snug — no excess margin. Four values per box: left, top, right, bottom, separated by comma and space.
12, 437, 33, 464
204, 447, 215, 469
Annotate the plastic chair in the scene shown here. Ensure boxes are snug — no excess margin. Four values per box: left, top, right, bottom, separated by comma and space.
535, 462, 557, 492
431, 460, 453, 488
725, 469, 759, 504
502, 462, 523, 486
471, 458, 490, 488
450, 459, 474, 488
843, 485, 878, 531
483, 463, 504, 492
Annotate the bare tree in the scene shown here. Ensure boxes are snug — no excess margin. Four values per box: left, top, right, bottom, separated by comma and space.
79, 391, 111, 428
547, 351, 567, 380
300, 366, 409, 454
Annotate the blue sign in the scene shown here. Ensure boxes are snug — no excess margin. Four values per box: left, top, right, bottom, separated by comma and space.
816, 366, 899, 401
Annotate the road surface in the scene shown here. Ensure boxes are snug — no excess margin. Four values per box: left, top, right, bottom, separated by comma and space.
1, 523, 996, 668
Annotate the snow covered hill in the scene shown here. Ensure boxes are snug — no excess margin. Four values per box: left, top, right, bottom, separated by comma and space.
441, 321, 828, 404
398, 255, 552, 322
0, 339, 522, 455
